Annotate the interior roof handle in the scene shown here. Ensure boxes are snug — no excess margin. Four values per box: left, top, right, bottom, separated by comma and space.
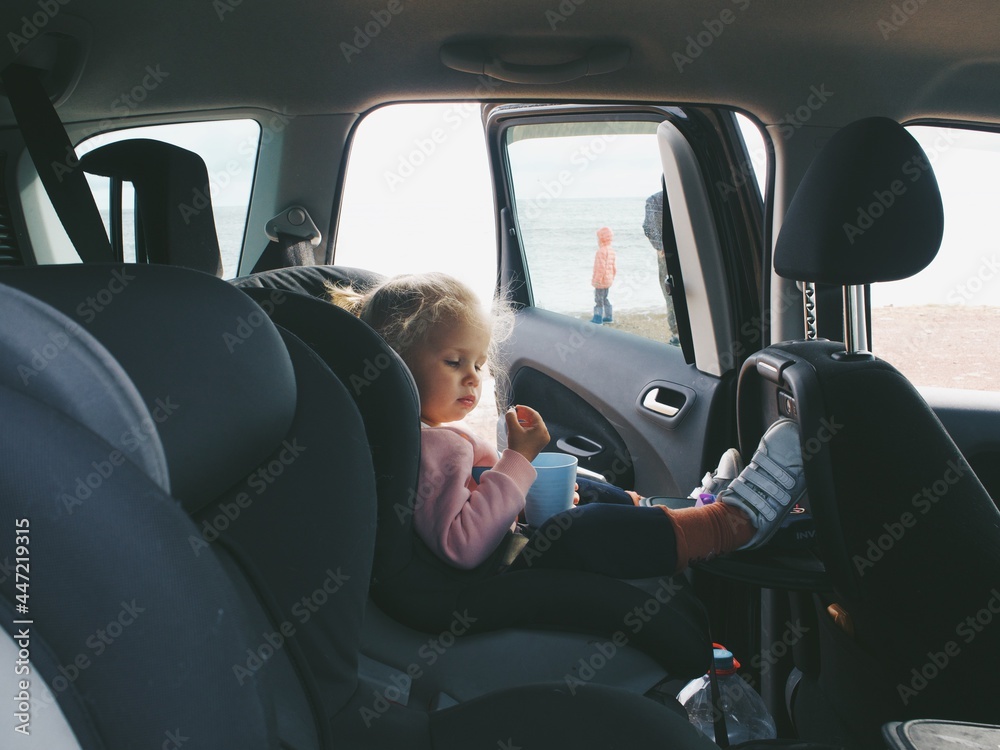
440, 43, 630, 84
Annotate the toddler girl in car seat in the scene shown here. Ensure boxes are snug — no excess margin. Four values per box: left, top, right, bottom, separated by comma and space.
332, 272, 805, 578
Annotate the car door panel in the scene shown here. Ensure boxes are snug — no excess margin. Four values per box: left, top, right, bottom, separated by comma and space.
505, 307, 732, 496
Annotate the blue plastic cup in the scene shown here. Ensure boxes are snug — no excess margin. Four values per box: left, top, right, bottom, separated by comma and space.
524, 452, 578, 526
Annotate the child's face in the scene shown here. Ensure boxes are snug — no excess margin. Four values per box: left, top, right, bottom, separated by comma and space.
408, 315, 491, 427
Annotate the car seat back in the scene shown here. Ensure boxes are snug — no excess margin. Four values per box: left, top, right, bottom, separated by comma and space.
0, 280, 280, 749
0, 264, 377, 723
740, 117, 1000, 747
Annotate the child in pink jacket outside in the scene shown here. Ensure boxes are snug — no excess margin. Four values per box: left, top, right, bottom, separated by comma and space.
333, 272, 806, 577
591, 226, 617, 324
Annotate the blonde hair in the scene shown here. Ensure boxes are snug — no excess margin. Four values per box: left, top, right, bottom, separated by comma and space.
328, 272, 514, 399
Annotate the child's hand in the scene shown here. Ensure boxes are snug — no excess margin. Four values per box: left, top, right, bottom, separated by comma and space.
505, 405, 550, 463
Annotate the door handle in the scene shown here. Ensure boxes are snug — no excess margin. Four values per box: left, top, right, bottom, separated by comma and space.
642, 387, 686, 418
556, 435, 603, 457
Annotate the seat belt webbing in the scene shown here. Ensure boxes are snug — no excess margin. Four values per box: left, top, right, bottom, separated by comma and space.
1, 64, 113, 262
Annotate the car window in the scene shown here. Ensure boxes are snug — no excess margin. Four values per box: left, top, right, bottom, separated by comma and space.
503, 114, 766, 348
76, 120, 260, 279
504, 120, 680, 344
870, 125, 1000, 392
335, 102, 499, 442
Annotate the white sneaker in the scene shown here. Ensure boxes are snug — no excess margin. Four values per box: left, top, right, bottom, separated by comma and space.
688, 448, 744, 500
719, 419, 807, 550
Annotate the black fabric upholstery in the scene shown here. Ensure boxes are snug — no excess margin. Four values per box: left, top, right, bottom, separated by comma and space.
429, 682, 714, 749
236, 269, 712, 681
239, 288, 419, 584
0, 386, 277, 750
0, 282, 168, 492
739, 340, 1000, 747
774, 117, 944, 284
198, 331, 378, 718
234, 264, 383, 300
80, 139, 223, 276
1, 263, 732, 748
0, 264, 296, 512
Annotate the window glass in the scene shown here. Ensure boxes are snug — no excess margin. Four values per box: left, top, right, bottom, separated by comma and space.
335, 102, 496, 305
335, 102, 498, 442
77, 120, 259, 279
735, 111, 767, 198
505, 120, 680, 345
870, 126, 1000, 392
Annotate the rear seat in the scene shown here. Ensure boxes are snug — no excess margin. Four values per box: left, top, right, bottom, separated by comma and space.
233, 265, 713, 703
1, 263, 718, 749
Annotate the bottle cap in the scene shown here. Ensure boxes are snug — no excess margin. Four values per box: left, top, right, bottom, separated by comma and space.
711, 643, 740, 675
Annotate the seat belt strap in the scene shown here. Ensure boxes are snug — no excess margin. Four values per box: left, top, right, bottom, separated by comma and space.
1, 64, 113, 262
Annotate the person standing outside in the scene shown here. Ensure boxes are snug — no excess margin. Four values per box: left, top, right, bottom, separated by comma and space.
643, 191, 680, 344
591, 226, 617, 324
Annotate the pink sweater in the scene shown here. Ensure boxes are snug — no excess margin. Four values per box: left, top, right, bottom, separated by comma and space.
414, 423, 537, 570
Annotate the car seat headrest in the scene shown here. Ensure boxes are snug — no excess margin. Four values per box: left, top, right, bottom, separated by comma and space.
0, 264, 297, 512
774, 117, 944, 285
0, 282, 170, 493
233, 264, 384, 300
80, 139, 223, 276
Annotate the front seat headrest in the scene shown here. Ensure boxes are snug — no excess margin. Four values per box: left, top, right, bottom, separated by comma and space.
774, 116, 944, 285
81, 139, 224, 276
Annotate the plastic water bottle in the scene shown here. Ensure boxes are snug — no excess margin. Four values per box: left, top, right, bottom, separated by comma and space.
676, 645, 777, 746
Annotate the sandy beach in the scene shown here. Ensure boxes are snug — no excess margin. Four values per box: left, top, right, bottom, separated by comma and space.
586, 305, 1000, 392
466, 304, 998, 447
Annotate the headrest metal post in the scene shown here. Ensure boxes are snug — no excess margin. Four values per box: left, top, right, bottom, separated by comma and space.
803, 282, 818, 341
843, 284, 869, 354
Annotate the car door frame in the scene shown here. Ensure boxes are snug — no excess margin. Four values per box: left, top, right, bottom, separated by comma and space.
483, 102, 768, 496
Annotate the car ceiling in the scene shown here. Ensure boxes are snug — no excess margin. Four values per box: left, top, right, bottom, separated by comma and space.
1, 1, 1000, 132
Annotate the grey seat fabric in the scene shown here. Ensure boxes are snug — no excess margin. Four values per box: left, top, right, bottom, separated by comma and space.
740, 117, 1000, 748
0, 280, 279, 749
234, 267, 713, 685
0, 264, 719, 749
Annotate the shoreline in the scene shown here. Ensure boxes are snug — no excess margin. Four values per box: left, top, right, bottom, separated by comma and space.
465, 303, 998, 452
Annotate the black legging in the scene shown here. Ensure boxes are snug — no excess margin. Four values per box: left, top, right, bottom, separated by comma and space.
508, 477, 679, 578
